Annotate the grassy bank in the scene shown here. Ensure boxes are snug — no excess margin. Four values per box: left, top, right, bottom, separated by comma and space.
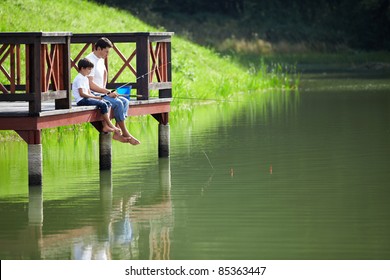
1, 0, 298, 97
0, 0, 299, 141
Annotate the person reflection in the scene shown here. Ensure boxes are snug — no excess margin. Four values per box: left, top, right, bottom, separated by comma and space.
72, 240, 110, 260
71, 170, 113, 260
129, 158, 173, 260
71, 159, 173, 260
151, 157, 173, 260
108, 158, 173, 259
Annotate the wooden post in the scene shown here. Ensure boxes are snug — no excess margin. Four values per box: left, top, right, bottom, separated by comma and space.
16, 130, 43, 186
99, 132, 112, 170
152, 112, 170, 158
55, 35, 72, 110
158, 123, 170, 158
28, 144, 43, 186
93, 121, 112, 170
29, 37, 42, 115
136, 35, 149, 100
159, 41, 172, 99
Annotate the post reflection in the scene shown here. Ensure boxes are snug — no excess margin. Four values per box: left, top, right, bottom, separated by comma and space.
71, 170, 113, 260
71, 158, 173, 260
0, 159, 173, 259
110, 158, 173, 260
0, 186, 43, 259
27, 186, 43, 259
143, 157, 172, 260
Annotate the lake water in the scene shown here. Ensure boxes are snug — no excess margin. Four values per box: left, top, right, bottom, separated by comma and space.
1, 68, 390, 260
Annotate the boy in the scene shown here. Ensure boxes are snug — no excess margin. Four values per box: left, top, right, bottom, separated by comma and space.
72, 58, 120, 134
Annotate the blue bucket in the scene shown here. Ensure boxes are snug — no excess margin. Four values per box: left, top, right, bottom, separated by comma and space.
116, 85, 131, 100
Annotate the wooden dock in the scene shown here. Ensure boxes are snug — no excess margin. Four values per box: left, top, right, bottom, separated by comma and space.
0, 32, 173, 185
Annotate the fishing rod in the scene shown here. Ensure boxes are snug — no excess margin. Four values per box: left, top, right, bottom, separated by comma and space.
145, 95, 241, 103
110, 61, 240, 103
110, 62, 171, 93
110, 94, 239, 102
167, 96, 240, 103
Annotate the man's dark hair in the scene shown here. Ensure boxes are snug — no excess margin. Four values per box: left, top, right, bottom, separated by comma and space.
94, 37, 113, 50
78, 58, 94, 70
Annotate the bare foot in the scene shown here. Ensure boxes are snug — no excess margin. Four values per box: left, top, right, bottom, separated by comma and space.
102, 126, 115, 133
111, 127, 122, 135
113, 133, 130, 143
125, 135, 141, 145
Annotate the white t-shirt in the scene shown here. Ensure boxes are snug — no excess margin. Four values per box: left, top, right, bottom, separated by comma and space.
86, 52, 106, 88
72, 73, 90, 103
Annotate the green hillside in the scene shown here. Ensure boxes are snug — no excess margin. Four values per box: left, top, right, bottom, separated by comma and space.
0, 0, 296, 106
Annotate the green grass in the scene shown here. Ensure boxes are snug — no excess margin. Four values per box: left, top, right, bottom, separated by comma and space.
0, 0, 300, 141
0, 0, 298, 97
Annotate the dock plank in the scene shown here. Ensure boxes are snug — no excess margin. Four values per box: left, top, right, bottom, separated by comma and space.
0, 98, 171, 130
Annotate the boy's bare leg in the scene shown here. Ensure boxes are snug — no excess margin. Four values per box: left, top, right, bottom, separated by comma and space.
102, 114, 120, 134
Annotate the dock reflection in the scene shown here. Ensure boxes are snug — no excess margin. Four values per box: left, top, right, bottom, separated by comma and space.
71, 158, 173, 260
0, 159, 173, 260
72, 158, 173, 260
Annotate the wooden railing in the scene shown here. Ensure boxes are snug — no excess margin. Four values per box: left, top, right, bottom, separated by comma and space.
0, 32, 72, 115
0, 32, 173, 115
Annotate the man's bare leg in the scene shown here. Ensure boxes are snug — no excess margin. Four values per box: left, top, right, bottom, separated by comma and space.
113, 120, 140, 145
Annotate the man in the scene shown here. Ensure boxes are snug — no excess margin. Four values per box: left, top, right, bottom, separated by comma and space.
86, 37, 140, 145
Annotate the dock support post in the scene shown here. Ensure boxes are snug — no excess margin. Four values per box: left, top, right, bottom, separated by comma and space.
158, 123, 170, 158
99, 132, 112, 170
28, 144, 43, 186
152, 113, 170, 158
16, 130, 43, 186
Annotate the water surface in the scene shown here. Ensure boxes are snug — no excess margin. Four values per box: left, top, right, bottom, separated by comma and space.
0, 68, 389, 259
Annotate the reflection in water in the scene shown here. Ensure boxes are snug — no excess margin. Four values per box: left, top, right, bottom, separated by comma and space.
71, 158, 173, 260
1, 70, 390, 260
27, 187, 43, 259
0, 187, 43, 259
28, 187, 43, 226
0, 159, 173, 260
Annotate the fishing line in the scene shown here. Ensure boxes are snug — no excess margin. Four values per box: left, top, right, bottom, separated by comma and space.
143, 94, 241, 103
166, 96, 240, 103
202, 150, 214, 170
111, 62, 171, 92
111, 61, 240, 103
